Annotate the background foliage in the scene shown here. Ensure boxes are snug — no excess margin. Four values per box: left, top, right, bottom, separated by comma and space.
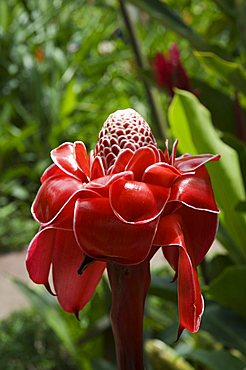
0, 0, 245, 369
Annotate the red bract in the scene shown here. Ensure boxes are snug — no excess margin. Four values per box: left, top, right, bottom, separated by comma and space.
27, 108, 219, 341
152, 44, 193, 97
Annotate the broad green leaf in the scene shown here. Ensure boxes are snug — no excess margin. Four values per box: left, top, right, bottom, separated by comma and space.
188, 349, 245, 370
207, 266, 246, 318
168, 90, 246, 263
201, 303, 246, 355
195, 51, 246, 95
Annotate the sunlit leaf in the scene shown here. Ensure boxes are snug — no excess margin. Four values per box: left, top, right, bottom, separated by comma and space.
169, 90, 246, 263
194, 51, 246, 95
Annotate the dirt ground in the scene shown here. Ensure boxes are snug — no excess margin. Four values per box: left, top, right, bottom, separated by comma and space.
0, 241, 221, 321
0, 250, 30, 319
0, 248, 166, 320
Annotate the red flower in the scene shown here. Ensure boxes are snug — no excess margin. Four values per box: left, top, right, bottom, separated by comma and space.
153, 44, 193, 96
35, 47, 45, 63
26, 108, 219, 339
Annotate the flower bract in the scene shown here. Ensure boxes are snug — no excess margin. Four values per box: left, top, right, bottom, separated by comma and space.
26, 108, 219, 336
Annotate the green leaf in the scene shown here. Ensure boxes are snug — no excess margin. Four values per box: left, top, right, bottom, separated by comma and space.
168, 90, 246, 263
201, 303, 246, 355
236, 201, 246, 212
234, 0, 246, 51
188, 349, 245, 370
128, 0, 228, 57
91, 359, 117, 370
128, 0, 207, 50
60, 80, 78, 118
194, 51, 246, 95
146, 339, 195, 370
149, 275, 177, 303
213, 0, 236, 18
207, 254, 233, 281
0, 1, 9, 32
222, 133, 246, 188
207, 266, 246, 318
192, 78, 244, 136
13, 279, 78, 360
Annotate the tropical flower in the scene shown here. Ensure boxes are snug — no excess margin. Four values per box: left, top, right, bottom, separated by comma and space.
152, 43, 194, 96
26, 108, 219, 364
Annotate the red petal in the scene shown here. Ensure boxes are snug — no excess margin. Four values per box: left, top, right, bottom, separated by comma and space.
32, 176, 100, 228
51, 142, 88, 181
175, 153, 220, 172
52, 229, 106, 313
155, 206, 218, 266
163, 139, 170, 163
74, 198, 158, 264
170, 139, 178, 165
91, 156, 105, 180
126, 147, 157, 181
177, 248, 204, 335
74, 141, 90, 177
162, 247, 179, 277
32, 176, 82, 225
148, 144, 161, 162
169, 166, 219, 213
41, 164, 64, 183
154, 212, 185, 276
154, 214, 182, 249
153, 215, 204, 334
175, 206, 218, 266
110, 149, 133, 174
26, 228, 54, 284
110, 179, 170, 223
86, 171, 133, 197
143, 163, 181, 187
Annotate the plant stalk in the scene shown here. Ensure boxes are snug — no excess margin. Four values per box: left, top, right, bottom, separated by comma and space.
107, 260, 151, 370
119, 0, 166, 140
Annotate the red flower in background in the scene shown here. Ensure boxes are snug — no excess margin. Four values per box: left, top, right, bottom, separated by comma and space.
26, 108, 219, 340
35, 47, 45, 63
153, 44, 193, 96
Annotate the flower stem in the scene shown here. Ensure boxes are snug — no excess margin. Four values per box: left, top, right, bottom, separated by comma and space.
107, 260, 151, 370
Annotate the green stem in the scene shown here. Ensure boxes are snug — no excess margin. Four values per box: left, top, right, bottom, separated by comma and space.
119, 0, 166, 140
107, 260, 151, 370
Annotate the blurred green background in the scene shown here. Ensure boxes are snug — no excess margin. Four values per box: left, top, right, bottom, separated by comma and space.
0, 0, 246, 369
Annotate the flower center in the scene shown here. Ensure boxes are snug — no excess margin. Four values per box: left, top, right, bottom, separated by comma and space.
95, 108, 157, 169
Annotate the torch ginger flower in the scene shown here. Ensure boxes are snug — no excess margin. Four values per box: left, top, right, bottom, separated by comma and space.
26, 108, 219, 369
153, 44, 194, 97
